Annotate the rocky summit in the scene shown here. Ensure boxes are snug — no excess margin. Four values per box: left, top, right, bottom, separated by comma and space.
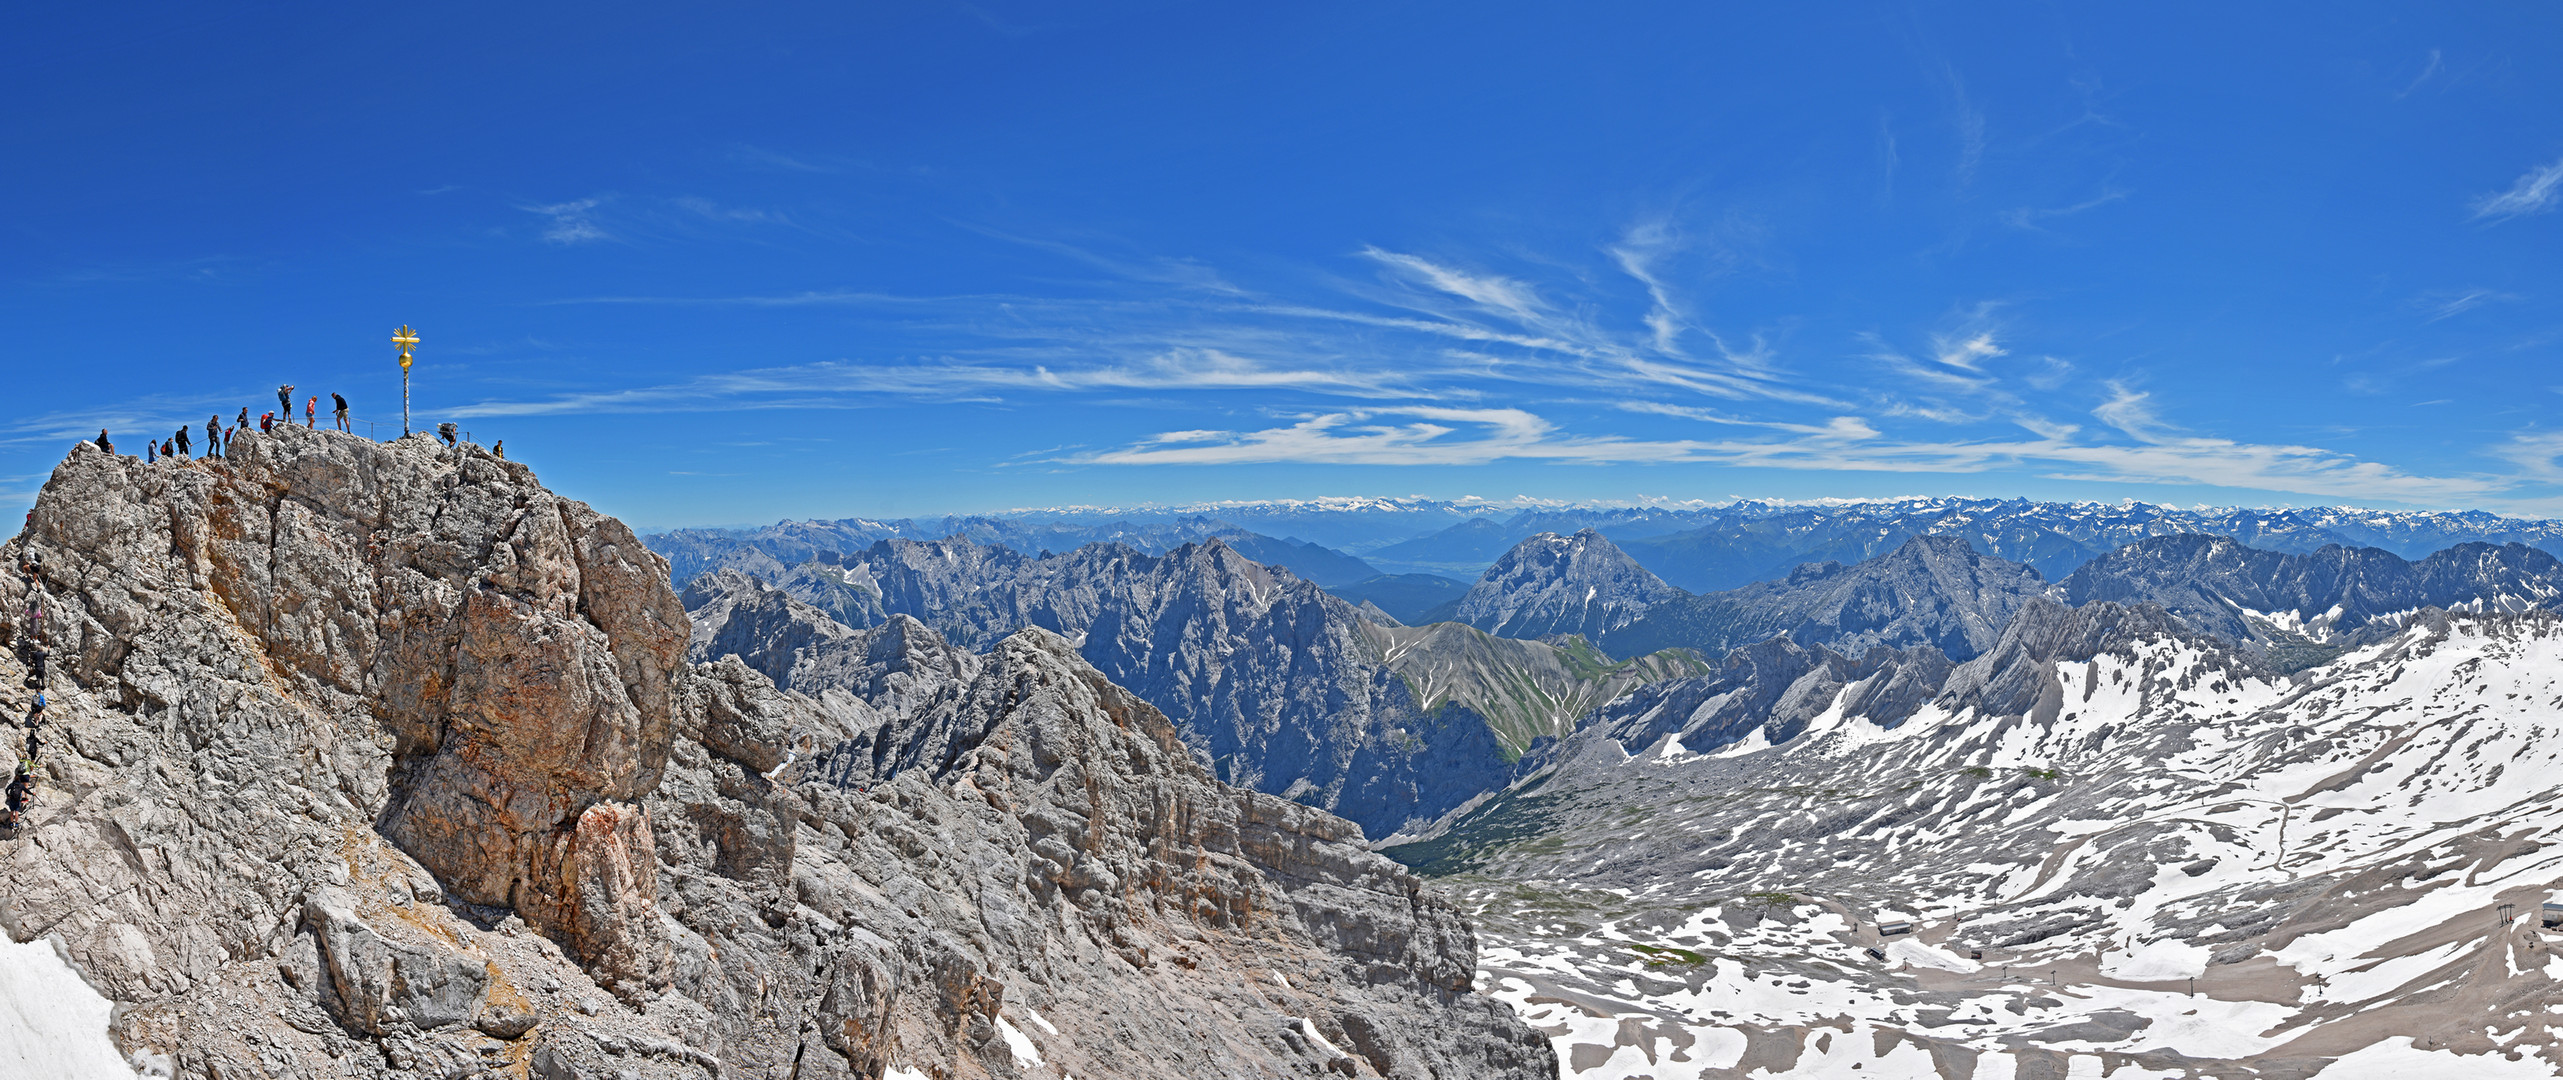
1452, 529, 1685, 642
0, 429, 1550, 1080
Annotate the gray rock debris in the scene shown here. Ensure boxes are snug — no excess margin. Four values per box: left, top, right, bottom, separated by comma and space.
0, 429, 1551, 1080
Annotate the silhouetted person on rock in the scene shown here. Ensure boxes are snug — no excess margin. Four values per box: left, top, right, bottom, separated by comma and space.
236, 407, 248, 428
206, 417, 220, 455
437, 422, 457, 446
5, 760, 32, 828
175, 426, 190, 457
277, 384, 294, 416
94, 430, 112, 454
332, 393, 349, 432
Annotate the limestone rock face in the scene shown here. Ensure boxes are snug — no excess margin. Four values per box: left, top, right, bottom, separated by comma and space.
661, 624, 1553, 1080
0, 430, 1547, 1080
305, 888, 490, 1035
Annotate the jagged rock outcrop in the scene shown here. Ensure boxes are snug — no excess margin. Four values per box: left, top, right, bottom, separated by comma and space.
1602, 533, 2056, 661
0, 430, 1550, 1080
1452, 529, 1685, 641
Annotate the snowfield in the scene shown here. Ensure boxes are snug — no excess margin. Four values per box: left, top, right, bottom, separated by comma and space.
1433, 613, 2563, 1078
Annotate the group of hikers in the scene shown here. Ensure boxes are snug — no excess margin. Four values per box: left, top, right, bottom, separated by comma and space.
105, 384, 503, 463
130, 385, 352, 464
7, 542, 47, 830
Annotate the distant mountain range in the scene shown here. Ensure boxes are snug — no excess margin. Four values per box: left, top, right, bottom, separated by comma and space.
648, 499, 2563, 842
647, 495, 2563, 595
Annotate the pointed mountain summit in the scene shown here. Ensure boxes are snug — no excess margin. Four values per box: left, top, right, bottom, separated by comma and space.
1451, 528, 1686, 640
1602, 533, 2056, 661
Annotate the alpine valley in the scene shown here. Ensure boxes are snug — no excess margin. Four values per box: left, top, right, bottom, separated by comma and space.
17, 442, 2563, 1079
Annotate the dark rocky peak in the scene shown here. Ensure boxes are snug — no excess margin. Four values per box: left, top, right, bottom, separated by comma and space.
1603, 533, 2054, 662
1453, 528, 1686, 640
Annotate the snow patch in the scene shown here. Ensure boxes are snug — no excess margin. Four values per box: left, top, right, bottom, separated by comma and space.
2312, 1036, 2556, 1078
2100, 938, 2210, 982
0, 937, 138, 1080
995, 1015, 1042, 1067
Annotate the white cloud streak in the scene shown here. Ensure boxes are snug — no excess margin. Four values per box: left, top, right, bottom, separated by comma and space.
446, 350, 1434, 418
524, 198, 610, 244
2472, 157, 2563, 222
1075, 398, 2503, 505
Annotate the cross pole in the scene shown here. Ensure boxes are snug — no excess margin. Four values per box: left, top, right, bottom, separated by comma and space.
392, 325, 419, 435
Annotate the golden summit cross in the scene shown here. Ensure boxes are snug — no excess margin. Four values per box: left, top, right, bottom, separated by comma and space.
393, 325, 419, 435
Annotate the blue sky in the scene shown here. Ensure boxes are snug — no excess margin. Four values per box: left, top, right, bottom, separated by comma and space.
6, 2, 2561, 529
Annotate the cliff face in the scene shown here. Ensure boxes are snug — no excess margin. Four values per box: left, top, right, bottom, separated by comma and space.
0, 430, 1548, 1080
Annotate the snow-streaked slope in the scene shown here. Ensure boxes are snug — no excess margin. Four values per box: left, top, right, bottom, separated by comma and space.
1409, 611, 2563, 1077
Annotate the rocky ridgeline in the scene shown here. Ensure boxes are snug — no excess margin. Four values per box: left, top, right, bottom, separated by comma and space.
0, 429, 1550, 1080
686, 540, 1518, 840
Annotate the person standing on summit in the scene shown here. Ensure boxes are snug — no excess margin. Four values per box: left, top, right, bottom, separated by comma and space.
93, 430, 112, 455
205, 416, 220, 456
277, 384, 294, 417
305, 395, 317, 428
332, 393, 349, 432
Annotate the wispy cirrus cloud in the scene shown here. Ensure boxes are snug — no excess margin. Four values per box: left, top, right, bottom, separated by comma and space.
474, 223, 2563, 510
2000, 188, 2128, 232
446, 349, 1436, 419
1070, 394, 2501, 505
1074, 408, 1710, 467
2395, 48, 2444, 99
524, 198, 611, 244
2415, 287, 2513, 322
2471, 157, 2563, 222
